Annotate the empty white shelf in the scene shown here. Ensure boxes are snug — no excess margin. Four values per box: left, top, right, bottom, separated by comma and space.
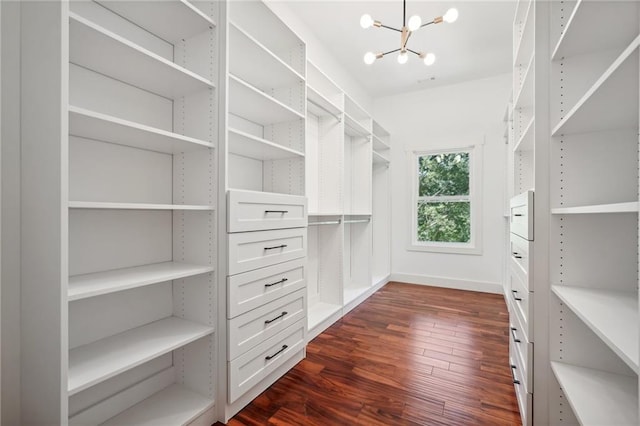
344, 114, 370, 137
514, 117, 534, 153
307, 85, 342, 119
552, 285, 638, 373
68, 261, 214, 301
513, 0, 533, 68
229, 22, 303, 91
69, 106, 213, 154
344, 286, 369, 305
372, 151, 390, 165
551, 362, 638, 426
552, 36, 640, 136
372, 135, 390, 151
551, 202, 639, 215
101, 384, 214, 426
308, 302, 342, 331
228, 74, 304, 125
513, 54, 534, 111
96, 0, 215, 44
69, 13, 214, 99
344, 94, 370, 122
552, 1, 640, 61
68, 317, 214, 395
68, 201, 214, 211
228, 127, 304, 161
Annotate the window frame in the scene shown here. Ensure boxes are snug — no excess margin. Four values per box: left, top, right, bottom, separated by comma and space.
409, 145, 483, 255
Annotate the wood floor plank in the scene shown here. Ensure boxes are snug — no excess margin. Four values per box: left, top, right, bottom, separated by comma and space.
217, 282, 521, 425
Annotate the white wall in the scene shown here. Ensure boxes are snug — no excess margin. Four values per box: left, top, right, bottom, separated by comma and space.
264, 0, 373, 112
374, 73, 511, 294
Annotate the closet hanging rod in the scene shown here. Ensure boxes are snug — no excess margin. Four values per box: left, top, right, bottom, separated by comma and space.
307, 98, 342, 122
344, 219, 371, 224
308, 219, 342, 226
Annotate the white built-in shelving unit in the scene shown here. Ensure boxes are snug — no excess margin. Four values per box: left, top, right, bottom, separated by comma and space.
548, 1, 639, 424
21, 1, 219, 424
371, 120, 391, 287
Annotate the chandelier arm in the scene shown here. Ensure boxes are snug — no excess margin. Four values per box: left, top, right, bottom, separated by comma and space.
420, 20, 436, 28
403, 32, 412, 50
380, 24, 402, 32
381, 48, 401, 56
403, 0, 406, 26
407, 48, 422, 56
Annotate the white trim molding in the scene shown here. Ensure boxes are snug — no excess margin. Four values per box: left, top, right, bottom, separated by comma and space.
391, 273, 502, 294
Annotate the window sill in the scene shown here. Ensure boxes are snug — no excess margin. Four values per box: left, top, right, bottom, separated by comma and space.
407, 243, 482, 256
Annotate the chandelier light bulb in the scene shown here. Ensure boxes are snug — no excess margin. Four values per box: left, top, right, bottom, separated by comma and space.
360, 14, 374, 28
408, 15, 422, 31
397, 51, 408, 64
443, 8, 459, 23
364, 52, 377, 65
424, 52, 436, 66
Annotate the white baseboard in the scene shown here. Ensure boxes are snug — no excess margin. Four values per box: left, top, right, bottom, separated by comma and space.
390, 273, 502, 294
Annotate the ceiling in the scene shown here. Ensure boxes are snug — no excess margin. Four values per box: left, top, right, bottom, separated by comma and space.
285, 0, 516, 98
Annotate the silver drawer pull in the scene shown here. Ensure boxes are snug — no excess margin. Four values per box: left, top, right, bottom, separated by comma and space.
265, 311, 288, 324
265, 278, 288, 288
510, 364, 520, 385
514, 213, 524, 217
265, 344, 288, 360
265, 210, 288, 214
512, 289, 522, 302
512, 252, 522, 259
510, 327, 521, 343
264, 244, 287, 250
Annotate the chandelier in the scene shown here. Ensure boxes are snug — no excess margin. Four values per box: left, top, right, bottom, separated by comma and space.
360, 1, 458, 65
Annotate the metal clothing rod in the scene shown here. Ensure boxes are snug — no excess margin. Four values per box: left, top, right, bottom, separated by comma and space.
344, 219, 371, 224
307, 98, 342, 122
309, 220, 341, 226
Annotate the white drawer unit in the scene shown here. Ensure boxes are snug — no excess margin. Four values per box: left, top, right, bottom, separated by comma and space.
228, 289, 306, 360
228, 227, 307, 276
228, 319, 305, 403
228, 189, 307, 233
509, 313, 533, 393
509, 265, 534, 342
510, 233, 532, 286
510, 191, 534, 241
227, 258, 306, 319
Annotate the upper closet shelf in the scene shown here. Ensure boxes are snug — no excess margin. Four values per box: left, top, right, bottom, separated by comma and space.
552, 285, 638, 373
307, 86, 342, 119
96, 0, 215, 44
513, 54, 534, 111
68, 317, 214, 395
228, 74, 304, 125
373, 151, 390, 165
551, 362, 638, 426
514, 117, 534, 152
99, 384, 214, 426
229, 22, 304, 90
552, 0, 640, 61
228, 127, 304, 161
69, 261, 214, 301
69, 106, 213, 154
372, 135, 390, 151
344, 114, 370, 137
552, 36, 639, 136
68, 201, 214, 211
69, 13, 214, 100
513, 0, 533, 68
551, 202, 639, 215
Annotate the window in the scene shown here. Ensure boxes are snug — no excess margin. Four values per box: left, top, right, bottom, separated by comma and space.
410, 146, 482, 254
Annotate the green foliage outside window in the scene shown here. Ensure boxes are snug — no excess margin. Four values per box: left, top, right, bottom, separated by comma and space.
417, 152, 471, 243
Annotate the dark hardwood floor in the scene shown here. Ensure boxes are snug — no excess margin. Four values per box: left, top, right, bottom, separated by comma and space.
218, 282, 522, 425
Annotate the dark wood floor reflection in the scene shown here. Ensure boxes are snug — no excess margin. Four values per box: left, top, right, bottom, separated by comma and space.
219, 282, 521, 425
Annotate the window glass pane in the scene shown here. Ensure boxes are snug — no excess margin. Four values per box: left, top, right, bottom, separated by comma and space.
417, 201, 470, 243
418, 152, 469, 197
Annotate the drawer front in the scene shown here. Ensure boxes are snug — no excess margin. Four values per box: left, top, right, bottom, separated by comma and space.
510, 351, 533, 426
509, 266, 533, 341
510, 191, 534, 241
228, 320, 305, 403
228, 289, 306, 360
228, 258, 306, 318
510, 233, 533, 285
509, 316, 533, 393
228, 189, 307, 233
228, 228, 307, 276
